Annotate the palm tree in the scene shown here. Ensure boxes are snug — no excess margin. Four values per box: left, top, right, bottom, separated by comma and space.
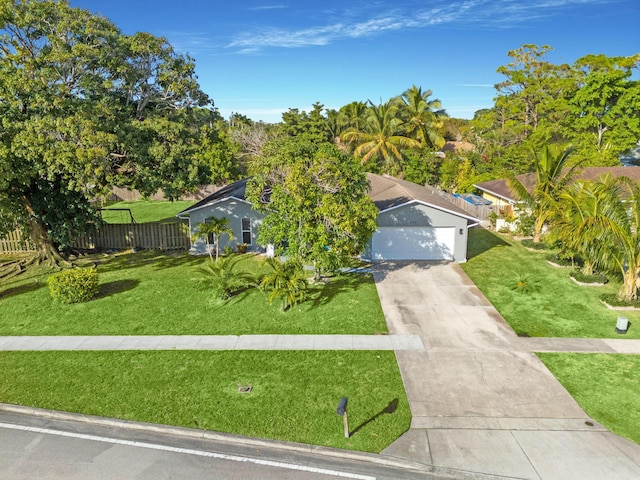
508, 145, 580, 242
338, 101, 368, 132
192, 217, 234, 261
197, 255, 254, 301
553, 176, 640, 302
551, 180, 605, 275
395, 85, 447, 150
340, 100, 420, 175
259, 257, 308, 311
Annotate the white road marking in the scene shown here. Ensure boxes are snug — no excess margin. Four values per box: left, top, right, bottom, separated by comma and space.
0, 422, 375, 480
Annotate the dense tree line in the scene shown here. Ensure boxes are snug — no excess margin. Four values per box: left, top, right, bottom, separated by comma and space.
1, 1, 637, 269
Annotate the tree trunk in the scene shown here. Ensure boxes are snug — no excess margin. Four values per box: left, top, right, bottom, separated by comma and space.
581, 261, 594, 276
21, 197, 70, 268
620, 266, 639, 302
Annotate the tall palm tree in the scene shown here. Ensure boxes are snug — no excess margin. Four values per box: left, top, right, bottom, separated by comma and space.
508, 145, 580, 242
395, 85, 447, 150
338, 101, 368, 132
192, 217, 234, 261
551, 180, 606, 275
340, 100, 420, 175
553, 176, 640, 301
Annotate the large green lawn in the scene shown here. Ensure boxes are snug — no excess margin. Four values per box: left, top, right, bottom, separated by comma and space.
539, 353, 640, 445
462, 228, 640, 338
0, 252, 387, 335
100, 200, 194, 224
0, 251, 408, 452
0, 350, 410, 453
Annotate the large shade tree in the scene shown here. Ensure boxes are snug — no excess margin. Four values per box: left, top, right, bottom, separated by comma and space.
246, 138, 378, 278
0, 0, 212, 266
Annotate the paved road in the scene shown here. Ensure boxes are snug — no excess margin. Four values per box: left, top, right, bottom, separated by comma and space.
0, 411, 477, 480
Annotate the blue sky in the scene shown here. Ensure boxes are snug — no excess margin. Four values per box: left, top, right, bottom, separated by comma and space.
70, 0, 639, 123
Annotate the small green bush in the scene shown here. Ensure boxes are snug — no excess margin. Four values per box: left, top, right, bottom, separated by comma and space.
601, 293, 640, 308
520, 239, 548, 250
570, 269, 608, 285
545, 253, 583, 267
48, 267, 99, 304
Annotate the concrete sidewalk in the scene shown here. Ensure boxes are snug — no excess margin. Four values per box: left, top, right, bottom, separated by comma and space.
521, 337, 640, 354
373, 261, 640, 480
0, 334, 424, 351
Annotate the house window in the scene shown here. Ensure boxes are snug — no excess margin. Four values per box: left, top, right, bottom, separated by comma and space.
241, 217, 252, 245
204, 218, 215, 245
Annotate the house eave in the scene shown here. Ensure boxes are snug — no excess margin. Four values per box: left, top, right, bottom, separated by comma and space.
176, 196, 254, 217
378, 199, 479, 222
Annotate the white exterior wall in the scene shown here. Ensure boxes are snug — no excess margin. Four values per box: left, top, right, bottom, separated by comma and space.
186, 198, 264, 255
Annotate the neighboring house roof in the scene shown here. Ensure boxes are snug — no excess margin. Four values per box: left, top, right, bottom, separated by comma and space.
474, 166, 640, 203
366, 173, 478, 221
441, 140, 476, 153
177, 173, 477, 222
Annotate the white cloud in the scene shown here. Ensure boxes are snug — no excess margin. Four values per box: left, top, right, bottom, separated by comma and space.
227, 0, 617, 53
247, 5, 287, 11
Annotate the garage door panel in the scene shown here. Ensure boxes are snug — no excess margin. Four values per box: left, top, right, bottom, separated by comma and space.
372, 227, 454, 261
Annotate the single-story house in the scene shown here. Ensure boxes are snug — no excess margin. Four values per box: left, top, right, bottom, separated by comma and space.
177, 173, 479, 262
474, 166, 640, 213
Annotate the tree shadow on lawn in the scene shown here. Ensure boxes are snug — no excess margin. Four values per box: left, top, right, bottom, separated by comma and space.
306, 273, 365, 310
467, 227, 511, 260
94, 250, 203, 274
95, 279, 140, 299
0, 281, 47, 300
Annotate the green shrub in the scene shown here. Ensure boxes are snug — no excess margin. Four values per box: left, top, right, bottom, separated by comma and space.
488, 211, 498, 229
196, 256, 255, 301
570, 269, 608, 285
520, 239, 548, 250
601, 293, 640, 308
545, 253, 583, 267
48, 267, 99, 304
515, 211, 535, 237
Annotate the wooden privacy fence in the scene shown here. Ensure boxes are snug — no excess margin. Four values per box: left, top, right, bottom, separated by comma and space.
436, 190, 501, 223
0, 228, 36, 254
1, 222, 190, 254
75, 222, 190, 251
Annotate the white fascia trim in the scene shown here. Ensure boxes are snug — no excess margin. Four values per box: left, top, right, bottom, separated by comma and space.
379, 200, 479, 222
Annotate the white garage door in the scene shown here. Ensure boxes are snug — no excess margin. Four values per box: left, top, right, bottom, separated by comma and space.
372, 227, 455, 261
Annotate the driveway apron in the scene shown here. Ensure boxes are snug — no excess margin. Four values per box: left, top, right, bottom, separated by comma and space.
374, 261, 640, 480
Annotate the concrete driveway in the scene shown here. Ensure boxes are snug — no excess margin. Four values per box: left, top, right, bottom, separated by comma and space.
374, 261, 640, 480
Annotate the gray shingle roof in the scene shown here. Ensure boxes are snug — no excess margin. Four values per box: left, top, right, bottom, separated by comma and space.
366, 173, 477, 220
474, 166, 640, 202
177, 173, 477, 221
